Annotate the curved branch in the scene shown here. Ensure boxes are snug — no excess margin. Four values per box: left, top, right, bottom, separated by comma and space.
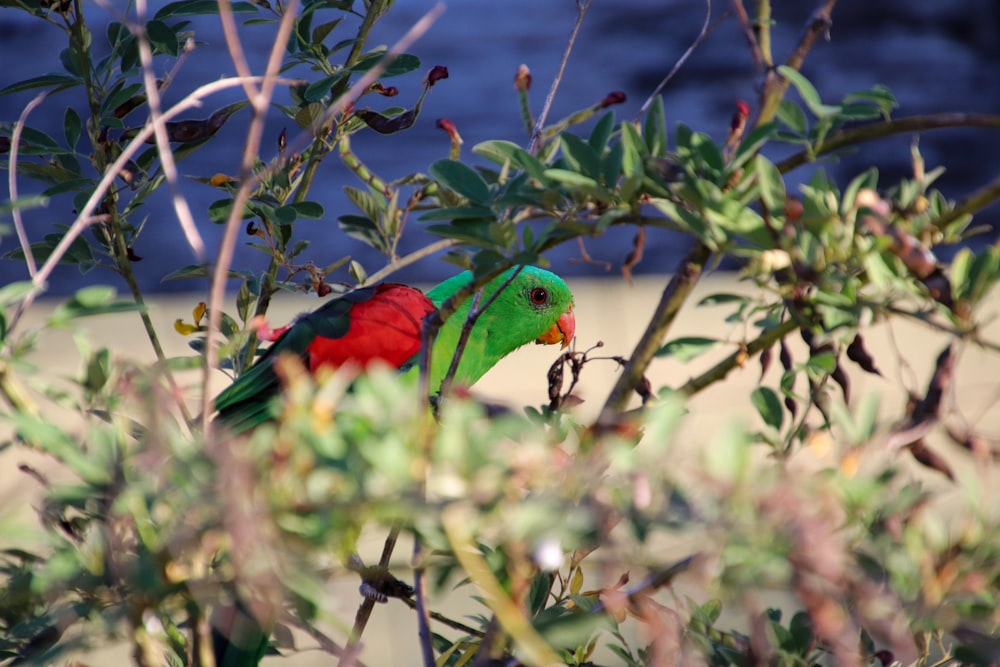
776, 113, 1000, 173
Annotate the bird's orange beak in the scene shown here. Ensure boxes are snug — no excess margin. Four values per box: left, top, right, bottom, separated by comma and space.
536, 305, 575, 349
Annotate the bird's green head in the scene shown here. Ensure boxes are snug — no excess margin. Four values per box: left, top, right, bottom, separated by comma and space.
426, 265, 575, 388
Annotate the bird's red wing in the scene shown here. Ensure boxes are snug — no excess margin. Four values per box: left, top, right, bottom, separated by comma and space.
306, 283, 436, 372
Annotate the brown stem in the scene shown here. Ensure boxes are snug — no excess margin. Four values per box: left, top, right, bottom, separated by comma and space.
776, 113, 1000, 173
730, 0, 765, 74
597, 242, 712, 420
757, 0, 838, 125
677, 316, 800, 397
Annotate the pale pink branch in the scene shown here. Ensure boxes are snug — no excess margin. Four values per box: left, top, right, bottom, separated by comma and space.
133, 0, 206, 260
5, 75, 286, 338
218, 0, 261, 103
8, 91, 49, 278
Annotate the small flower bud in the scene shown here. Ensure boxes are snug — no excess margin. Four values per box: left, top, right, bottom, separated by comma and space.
731, 99, 750, 131
435, 118, 463, 145
514, 64, 532, 92
425, 65, 449, 87
599, 91, 627, 108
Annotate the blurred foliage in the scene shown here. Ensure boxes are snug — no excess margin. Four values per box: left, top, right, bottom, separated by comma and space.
2, 1, 1000, 666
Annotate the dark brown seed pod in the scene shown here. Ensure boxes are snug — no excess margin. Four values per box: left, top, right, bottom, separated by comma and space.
846, 334, 882, 376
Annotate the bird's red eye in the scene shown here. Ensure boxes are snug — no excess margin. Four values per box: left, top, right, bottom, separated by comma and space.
530, 287, 548, 305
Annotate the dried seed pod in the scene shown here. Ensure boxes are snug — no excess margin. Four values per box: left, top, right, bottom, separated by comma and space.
779, 339, 793, 372
846, 334, 882, 376
354, 108, 418, 134
547, 355, 566, 405
759, 344, 773, 382
831, 361, 850, 403
907, 440, 955, 480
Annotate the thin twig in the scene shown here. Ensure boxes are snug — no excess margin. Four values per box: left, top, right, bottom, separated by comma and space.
729, 0, 764, 74
8, 91, 48, 277
527, 0, 591, 152
362, 238, 461, 286
636, 0, 716, 119
439, 267, 524, 397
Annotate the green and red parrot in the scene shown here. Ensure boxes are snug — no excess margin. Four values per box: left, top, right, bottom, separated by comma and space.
210, 266, 574, 666
214, 265, 575, 433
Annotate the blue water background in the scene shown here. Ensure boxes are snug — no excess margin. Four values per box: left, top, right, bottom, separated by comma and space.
1, 1, 998, 295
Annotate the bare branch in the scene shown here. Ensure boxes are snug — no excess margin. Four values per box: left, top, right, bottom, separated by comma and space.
528, 0, 592, 152
8, 91, 48, 278
636, 0, 719, 119
134, 0, 206, 259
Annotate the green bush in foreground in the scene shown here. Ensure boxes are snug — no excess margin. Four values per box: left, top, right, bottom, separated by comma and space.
2, 1, 1000, 665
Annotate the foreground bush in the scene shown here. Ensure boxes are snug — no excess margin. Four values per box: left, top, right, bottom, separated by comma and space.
1, 1, 1000, 665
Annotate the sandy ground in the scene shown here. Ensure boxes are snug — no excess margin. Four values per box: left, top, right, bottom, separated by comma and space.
2, 275, 999, 664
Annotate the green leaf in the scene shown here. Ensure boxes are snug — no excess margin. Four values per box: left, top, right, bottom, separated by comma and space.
655, 336, 719, 362
155, 1, 259, 17
751, 387, 784, 430
417, 206, 495, 222
0, 281, 34, 308
778, 66, 840, 117
208, 198, 252, 224
643, 95, 667, 156
145, 19, 180, 56
754, 154, 785, 211
429, 159, 492, 205
0, 73, 81, 96
289, 201, 324, 219
63, 107, 82, 151
273, 205, 298, 225
49, 286, 144, 326
806, 351, 837, 374
775, 100, 808, 136
559, 133, 601, 179
731, 122, 778, 171
0, 195, 50, 217
348, 52, 421, 78
10, 413, 111, 486
589, 110, 616, 151
620, 121, 646, 178
697, 292, 750, 307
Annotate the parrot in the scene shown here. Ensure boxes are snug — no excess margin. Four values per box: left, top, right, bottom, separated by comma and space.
214, 265, 575, 432
211, 265, 575, 665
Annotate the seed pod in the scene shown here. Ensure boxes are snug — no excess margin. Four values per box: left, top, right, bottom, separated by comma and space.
759, 344, 773, 382
846, 333, 882, 376
831, 361, 850, 403
355, 108, 418, 134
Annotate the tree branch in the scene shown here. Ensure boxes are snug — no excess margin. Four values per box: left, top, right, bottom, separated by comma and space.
776, 113, 1000, 173
597, 242, 712, 421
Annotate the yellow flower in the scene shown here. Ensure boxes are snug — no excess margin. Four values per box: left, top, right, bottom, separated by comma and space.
174, 302, 208, 335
